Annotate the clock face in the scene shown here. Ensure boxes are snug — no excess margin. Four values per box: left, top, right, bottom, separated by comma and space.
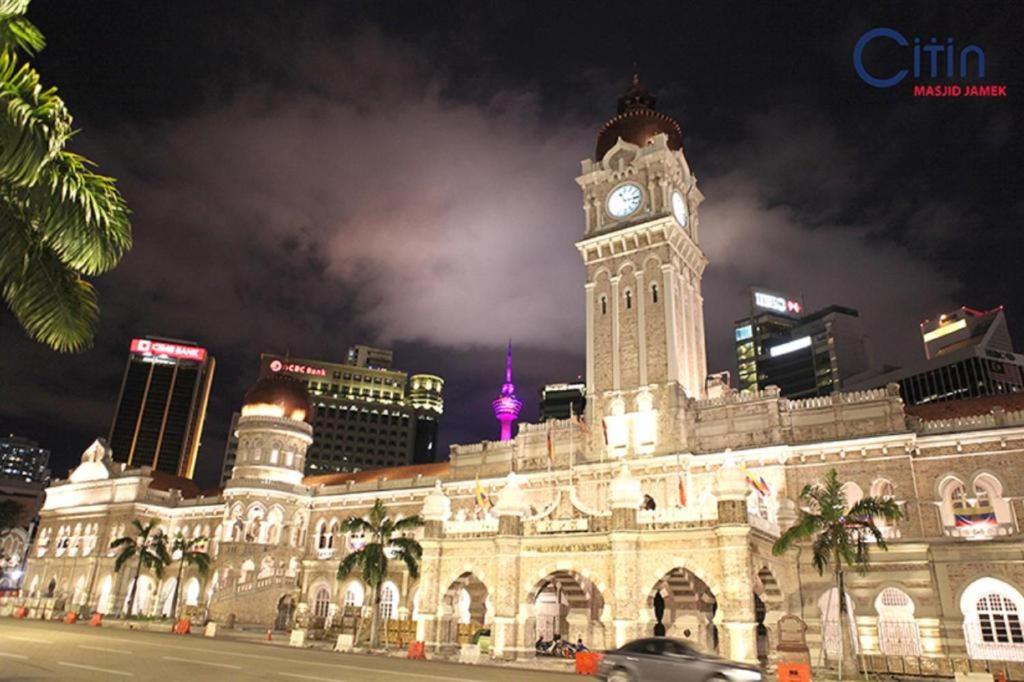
607, 183, 643, 218
671, 191, 689, 227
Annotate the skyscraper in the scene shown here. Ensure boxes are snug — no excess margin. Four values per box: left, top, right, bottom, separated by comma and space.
108, 337, 215, 479
0, 435, 50, 484
491, 342, 522, 441
255, 347, 443, 474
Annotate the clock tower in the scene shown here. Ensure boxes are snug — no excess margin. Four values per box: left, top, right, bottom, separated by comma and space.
576, 75, 707, 458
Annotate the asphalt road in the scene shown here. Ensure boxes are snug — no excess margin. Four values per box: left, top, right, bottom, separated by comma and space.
0, 619, 575, 681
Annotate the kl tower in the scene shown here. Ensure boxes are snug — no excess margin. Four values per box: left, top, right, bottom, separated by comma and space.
492, 341, 522, 441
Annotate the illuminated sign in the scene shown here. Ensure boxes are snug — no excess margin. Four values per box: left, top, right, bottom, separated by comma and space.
753, 289, 803, 316
130, 338, 206, 362
735, 325, 753, 342
769, 336, 812, 358
268, 358, 327, 378
922, 318, 967, 343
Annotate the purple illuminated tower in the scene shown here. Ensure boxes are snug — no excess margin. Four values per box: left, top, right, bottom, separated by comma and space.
492, 341, 522, 441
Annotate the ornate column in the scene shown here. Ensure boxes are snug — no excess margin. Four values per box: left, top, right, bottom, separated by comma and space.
492, 473, 529, 660
661, 264, 680, 386
585, 282, 596, 414
715, 462, 757, 663
611, 275, 622, 390
635, 270, 648, 386
609, 465, 642, 647
416, 482, 449, 649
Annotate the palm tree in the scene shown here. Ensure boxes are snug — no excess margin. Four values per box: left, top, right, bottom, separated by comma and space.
111, 520, 171, 617
772, 469, 903, 681
0, 498, 23, 562
0, 1, 131, 352
168, 533, 210, 621
337, 499, 424, 649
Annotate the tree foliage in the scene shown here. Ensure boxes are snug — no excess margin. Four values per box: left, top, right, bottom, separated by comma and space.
0, 0, 131, 352
110, 519, 170, 616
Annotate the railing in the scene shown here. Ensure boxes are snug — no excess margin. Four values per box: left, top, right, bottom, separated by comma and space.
964, 618, 1024, 662
444, 517, 498, 535
317, 548, 335, 560
748, 513, 780, 537
230, 573, 297, 596
944, 522, 1016, 540
534, 518, 588, 534
638, 507, 713, 525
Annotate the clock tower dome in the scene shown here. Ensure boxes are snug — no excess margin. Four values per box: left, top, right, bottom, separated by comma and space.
576, 75, 707, 458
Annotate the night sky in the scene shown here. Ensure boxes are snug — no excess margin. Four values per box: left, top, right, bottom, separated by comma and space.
1, 1, 1021, 489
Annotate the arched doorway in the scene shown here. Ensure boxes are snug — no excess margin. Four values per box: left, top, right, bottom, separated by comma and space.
529, 570, 606, 651
440, 573, 489, 647
648, 568, 718, 653
818, 587, 859, 660
124, 576, 155, 616
275, 595, 296, 631
754, 567, 784, 665
95, 575, 113, 614
961, 577, 1024, 661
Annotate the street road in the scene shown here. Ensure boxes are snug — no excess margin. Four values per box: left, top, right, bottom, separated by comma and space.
0, 619, 574, 681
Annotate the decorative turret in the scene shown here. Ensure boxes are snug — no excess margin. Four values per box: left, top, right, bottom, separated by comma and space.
493, 471, 530, 535
421, 480, 451, 538
491, 341, 522, 441
609, 463, 643, 530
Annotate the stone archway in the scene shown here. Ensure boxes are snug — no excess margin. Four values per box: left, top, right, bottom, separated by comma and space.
528, 570, 606, 651
753, 566, 785, 665
439, 572, 489, 648
275, 594, 296, 631
647, 567, 718, 653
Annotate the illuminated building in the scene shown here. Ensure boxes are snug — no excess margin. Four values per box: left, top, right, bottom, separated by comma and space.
734, 288, 804, 393
0, 435, 50, 484
108, 337, 215, 479
255, 347, 443, 474
539, 383, 586, 422
848, 305, 1024, 405
218, 412, 240, 487
19, 75, 1024, 674
491, 342, 522, 441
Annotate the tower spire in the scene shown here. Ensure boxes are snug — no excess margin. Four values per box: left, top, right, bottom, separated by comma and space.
492, 340, 522, 442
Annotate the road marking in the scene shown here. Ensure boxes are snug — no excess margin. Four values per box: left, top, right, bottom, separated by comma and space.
6, 636, 50, 643
80, 644, 131, 654
59, 662, 133, 677
280, 665, 499, 682
162, 655, 243, 670
0, 652, 29, 660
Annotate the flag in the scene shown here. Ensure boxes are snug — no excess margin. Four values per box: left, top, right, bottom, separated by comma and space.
546, 428, 554, 467
475, 475, 486, 508
955, 505, 996, 527
741, 466, 769, 496
678, 474, 687, 507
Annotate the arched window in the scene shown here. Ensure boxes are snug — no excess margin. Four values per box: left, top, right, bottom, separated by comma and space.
380, 582, 399, 621
818, 588, 859, 657
313, 586, 331, 619
875, 587, 921, 656
651, 283, 659, 304
962, 578, 1024, 661
840, 481, 864, 507
344, 581, 364, 608
600, 296, 607, 315
625, 289, 633, 309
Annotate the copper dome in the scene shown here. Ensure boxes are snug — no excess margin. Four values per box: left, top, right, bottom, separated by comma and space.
241, 374, 312, 423
595, 75, 683, 161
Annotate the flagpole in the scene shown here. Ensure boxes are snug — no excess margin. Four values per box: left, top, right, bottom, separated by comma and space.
569, 404, 575, 482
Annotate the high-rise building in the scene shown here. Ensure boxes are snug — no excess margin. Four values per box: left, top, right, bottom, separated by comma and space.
492, 342, 522, 441
0, 435, 50, 484
108, 337, 215, 479
539, 383, 586, 422
257, 347, 443, 474
735, 289, 873, 399
847, 305, 1024, 405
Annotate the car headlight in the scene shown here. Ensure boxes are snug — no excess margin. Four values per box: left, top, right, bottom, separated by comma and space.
724, 667, 762, 682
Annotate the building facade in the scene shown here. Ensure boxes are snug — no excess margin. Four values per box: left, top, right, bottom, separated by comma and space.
11, 77, 1024, 677
108, 337, 215, 479
539, 383, 587, 422
0, 435, 50, 484
256, 349, 443, 474
849, 306, 1024, 407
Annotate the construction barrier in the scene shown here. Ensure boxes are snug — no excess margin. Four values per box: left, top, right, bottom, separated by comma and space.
407, 641, 426, 659
13, 607, 28, 619
172, 618, 191, 635
89, 613, 103, 627
574, 651, 603, 675
778, 662, 812, 682
63, 612, 78, 625
204, 622, 218, 638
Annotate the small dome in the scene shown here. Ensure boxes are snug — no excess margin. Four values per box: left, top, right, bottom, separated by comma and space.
595, 74, 683, 161
241, 374, 311, 423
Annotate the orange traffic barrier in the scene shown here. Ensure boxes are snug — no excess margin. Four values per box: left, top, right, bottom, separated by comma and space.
89, 613, 103, 627
63, 612, 78, 625
13, 607, 28, 619
172, 618, 191, 635
574, 651, 603, 675
778, 662, 812, 682
996, 671, 1008, 682
407, 641, 426, 659
266, 629, 273, 641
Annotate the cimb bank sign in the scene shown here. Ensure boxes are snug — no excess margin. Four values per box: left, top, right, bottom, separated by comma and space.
853, 27, 1008, 98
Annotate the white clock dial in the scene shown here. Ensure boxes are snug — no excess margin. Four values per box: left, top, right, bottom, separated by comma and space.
671, 190, 689, 227
607, 183, 643, 218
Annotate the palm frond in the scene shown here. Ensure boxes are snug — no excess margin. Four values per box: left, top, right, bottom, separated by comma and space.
337, 548, 363, 580
392, 515, 425, 533
360, 543, 387, 589
340, 517, 373, 535
389, 536, 423, 561
113, 545, 136, 573
0, 52, 70, 187
0, 11, 43, 56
